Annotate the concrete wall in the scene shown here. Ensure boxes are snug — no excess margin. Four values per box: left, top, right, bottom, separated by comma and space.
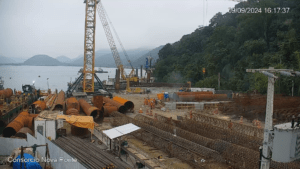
0, 137, 28, 155
0, 133, 86, 169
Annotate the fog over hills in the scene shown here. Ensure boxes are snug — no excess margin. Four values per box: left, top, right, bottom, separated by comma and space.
56, 56, 72, 63
0, 55, 17, 64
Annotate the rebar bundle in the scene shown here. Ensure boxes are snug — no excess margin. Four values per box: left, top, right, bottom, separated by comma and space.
111, 112, 300, 169
53, 136, 131, 169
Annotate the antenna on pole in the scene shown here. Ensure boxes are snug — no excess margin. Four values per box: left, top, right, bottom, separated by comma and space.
246, 67, 298, 169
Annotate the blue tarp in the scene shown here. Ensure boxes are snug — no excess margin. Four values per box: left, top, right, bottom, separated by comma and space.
13, 153, 42, 169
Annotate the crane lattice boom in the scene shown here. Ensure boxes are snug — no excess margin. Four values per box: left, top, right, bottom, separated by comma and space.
96, 1, 126, 80
83, 0, 97, 92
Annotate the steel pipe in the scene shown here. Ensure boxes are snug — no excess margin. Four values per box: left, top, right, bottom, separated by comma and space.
103, 97, 126, 113
103, 106, 118, 116
78, 99, 100, 118
32, 100, 46, 113
0, 88, 13, 99
15, 127, 33, 138
113, 96, 134, 110
66, 108, 79, 115
176, 91, 213, 95
66, 97, 80, 111
179, 94, 227, 101
54, 90, 65, 110
3, 112, 36, 137
92, 95, 103, 109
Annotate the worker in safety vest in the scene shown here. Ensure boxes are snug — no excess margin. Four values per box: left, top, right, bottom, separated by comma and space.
151, 101, 155, 109
256, 120, 262, 129
152, 99, 156, 105
144, 98, 148, 106
146, 109, 149, 115
139, 108, 143, 114
189, 110, 193, 119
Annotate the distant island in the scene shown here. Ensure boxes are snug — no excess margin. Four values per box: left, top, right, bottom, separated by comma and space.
24, 55, 65, 66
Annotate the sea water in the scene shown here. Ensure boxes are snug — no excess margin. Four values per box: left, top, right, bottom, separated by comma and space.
0, 66, 145, 91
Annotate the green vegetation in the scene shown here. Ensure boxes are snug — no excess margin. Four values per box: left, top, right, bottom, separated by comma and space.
154, 0, 300, 95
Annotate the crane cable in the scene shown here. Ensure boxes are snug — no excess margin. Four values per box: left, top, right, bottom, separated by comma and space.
102, 5, 134, 69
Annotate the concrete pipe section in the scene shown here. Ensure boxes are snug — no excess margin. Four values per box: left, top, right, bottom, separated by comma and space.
103, 97, 127, 113
113, 96, 134, 110
78, 99, 100, 119
66, 97, 80, 112
54, 90, 65, 110
0, 88, 13, 99
3, 112, 38, 138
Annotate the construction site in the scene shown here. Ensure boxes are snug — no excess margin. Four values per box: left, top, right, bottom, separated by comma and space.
1, 0, 300, 169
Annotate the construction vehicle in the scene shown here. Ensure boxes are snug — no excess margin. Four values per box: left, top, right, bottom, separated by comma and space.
66, 0, 112, 98
126, 78, 144, 94
97, 2, 138, 83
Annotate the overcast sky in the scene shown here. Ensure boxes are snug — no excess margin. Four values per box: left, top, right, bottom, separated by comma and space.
0, 0, 240, 59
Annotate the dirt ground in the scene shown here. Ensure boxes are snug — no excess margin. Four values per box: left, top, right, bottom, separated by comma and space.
112, 92, 251, 169
114, 92, 264, 128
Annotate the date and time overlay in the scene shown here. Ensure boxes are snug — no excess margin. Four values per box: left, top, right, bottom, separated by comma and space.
228, 7, 290, 14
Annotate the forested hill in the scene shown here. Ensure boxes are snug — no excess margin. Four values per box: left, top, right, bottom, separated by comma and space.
154, 0, 300, 95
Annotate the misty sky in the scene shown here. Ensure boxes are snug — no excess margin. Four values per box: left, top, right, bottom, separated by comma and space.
0, 0, 240, 59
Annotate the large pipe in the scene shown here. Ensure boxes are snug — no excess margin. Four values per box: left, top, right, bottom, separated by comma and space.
112, 96, 134, 110
179, 94, 227, 101
66, 108, 79, 115
0, 88, 13, 99
103, 97, 127, 113
44, 94, 53, 103
15, 127, 33, 139
66, 97, 80, 111
32, 100, 46, 113
176, 91, 213, 95
46, 94, 57, 109
54, 90, 65, 110
78, 99, 100, 118
92, 96, 103, 110
103, 106, 118, 116
3, 112, 36, 138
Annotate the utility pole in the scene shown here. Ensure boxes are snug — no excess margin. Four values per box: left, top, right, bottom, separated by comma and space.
246, 67, 299, 169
